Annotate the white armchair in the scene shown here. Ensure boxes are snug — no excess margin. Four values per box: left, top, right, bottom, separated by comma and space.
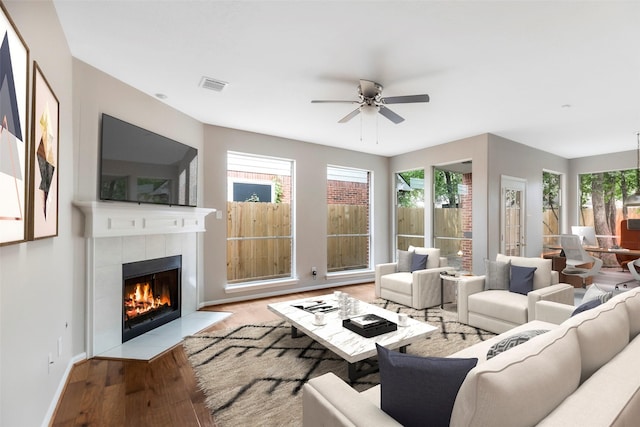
457, 254, 574, 334
375, 247, 454, 309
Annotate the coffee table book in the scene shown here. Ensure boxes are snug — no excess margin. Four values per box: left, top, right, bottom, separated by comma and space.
343, 314, 397, 338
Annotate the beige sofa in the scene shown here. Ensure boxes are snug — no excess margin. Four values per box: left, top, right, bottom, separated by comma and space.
457, 254, 574, 333
375, 247, 454, 309
303, 286, 640, 426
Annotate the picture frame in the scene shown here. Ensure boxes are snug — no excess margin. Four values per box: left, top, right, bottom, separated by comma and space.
0, 2, 29, 246
29, 61, 59, 240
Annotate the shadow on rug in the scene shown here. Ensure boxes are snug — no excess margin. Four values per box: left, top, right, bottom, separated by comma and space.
183, 299, 494, 426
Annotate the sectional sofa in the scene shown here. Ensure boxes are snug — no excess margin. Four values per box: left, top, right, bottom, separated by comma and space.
303, 286, 640, 426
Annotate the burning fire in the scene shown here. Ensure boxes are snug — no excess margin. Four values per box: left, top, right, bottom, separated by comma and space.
124, 282, 171, 319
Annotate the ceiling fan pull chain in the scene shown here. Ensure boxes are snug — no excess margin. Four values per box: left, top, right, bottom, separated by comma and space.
376, 111, 379, 144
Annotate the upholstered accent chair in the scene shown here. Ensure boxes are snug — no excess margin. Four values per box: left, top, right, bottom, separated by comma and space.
375, 247, 454, 309
457, 254, 574, 334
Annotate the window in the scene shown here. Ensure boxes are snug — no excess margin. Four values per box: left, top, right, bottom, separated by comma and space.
226, 152, 293, 284
395, 169, 424, 251
578, 169, 640, 251
542, 171, 561, 247
433, 165, 472, 271
327, 166, 371, 272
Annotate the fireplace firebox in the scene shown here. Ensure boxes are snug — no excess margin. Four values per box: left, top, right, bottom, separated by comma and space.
122, 255, 182, 342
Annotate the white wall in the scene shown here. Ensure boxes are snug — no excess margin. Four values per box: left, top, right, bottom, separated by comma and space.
0, 2, 74, 425
201, 125, 391, 304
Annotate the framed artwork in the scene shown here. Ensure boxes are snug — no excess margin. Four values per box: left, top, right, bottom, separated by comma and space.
29, 62, 59, 239
0, 2, 29, 246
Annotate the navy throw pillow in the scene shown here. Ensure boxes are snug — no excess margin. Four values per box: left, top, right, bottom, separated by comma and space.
571, 298, 602, 316
376, 344, 477, 427
510, 265, 537, 295
410, 253, 428, 272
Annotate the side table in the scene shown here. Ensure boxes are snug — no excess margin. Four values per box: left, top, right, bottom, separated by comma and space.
439, 273, 470, 309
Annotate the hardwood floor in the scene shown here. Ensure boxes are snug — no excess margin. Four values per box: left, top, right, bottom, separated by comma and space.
50, 283, 375, 427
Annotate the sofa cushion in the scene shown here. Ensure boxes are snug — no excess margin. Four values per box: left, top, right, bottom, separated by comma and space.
496, 254, 552, 290
468, 290, 528, 325
510, 265, 536, 295
486, 329, 549, 360
484, 259, 510, 290
537, 334, 640, 426
379, 272, 413, 295
376, 344, 477, 427
410, 253, 428, 272
620, 287, 640, 339
450, 327, 582, 427
581, 283, 613, 305
397, 250, 413, 272
562, 298, 630, 383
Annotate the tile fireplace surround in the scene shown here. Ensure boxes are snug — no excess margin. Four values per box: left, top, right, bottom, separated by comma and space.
74, 201, 215, 358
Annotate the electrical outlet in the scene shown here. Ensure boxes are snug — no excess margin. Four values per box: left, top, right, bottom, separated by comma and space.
312, 267, 317, 280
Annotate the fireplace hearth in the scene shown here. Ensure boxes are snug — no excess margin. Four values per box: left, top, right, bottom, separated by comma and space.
122, 255, 182, 342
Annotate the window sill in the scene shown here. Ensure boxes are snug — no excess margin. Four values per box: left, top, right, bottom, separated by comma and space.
325, 269, 374, 280
225, 278, 300, 293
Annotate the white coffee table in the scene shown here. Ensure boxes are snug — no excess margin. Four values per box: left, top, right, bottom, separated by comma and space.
267, 294, 437, 380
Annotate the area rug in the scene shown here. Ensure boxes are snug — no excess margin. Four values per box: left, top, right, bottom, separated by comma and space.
183, 300, 494, 427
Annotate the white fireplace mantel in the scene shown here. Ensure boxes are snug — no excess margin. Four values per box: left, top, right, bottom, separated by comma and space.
73, 201, 215, 238
74, 200, 215, 358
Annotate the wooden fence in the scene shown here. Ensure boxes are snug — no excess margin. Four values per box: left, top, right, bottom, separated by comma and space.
327, 204, 369, 272
227, 202, 292, 283
227, 202, 370, 282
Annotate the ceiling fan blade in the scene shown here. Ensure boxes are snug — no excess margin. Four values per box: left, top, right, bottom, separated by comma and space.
378, 106, 405, 124
311, 100, 359, 104
382, 94, 430, 104
338, 108, 361, 123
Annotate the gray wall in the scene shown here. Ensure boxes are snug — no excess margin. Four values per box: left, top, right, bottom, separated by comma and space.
487, 134, 569, 259
390, 134, 490, 273
201, 125, 390, 304
0, 2, 74, 425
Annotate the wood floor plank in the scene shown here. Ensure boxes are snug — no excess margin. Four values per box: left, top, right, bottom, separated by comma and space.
50, 283, 374, 426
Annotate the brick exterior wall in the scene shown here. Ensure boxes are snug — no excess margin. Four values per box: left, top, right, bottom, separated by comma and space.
327, 180, 369, 205
228, 171, 291, 203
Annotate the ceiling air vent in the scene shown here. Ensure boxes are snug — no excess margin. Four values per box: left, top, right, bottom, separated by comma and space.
199, 76, 228, 92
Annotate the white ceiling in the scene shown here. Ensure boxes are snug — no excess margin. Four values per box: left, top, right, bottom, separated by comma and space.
52, 0, 640, 158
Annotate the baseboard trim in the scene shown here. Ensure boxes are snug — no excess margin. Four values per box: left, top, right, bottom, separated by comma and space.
42, 352, 87, 427
199, 278, 373, 308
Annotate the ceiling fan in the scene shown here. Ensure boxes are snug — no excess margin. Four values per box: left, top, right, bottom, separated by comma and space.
311, 79, 429, 124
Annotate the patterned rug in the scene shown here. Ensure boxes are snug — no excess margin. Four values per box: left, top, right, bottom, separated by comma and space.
183, 299, 494, 427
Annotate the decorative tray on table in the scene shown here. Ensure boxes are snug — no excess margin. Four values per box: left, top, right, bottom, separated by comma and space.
343, 314, 397, 338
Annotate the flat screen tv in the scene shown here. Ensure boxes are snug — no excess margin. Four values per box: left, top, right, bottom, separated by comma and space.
99, 114, 198, 207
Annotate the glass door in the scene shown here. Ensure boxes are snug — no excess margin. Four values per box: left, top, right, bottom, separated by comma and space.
501, 176, 526, 256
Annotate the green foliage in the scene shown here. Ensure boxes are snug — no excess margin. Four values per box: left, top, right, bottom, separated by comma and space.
434, 169, 462, 207
273, 177, 283, 203
397, 169, 424, 207
579, 169, 637, 207
543, 171, 560, 210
